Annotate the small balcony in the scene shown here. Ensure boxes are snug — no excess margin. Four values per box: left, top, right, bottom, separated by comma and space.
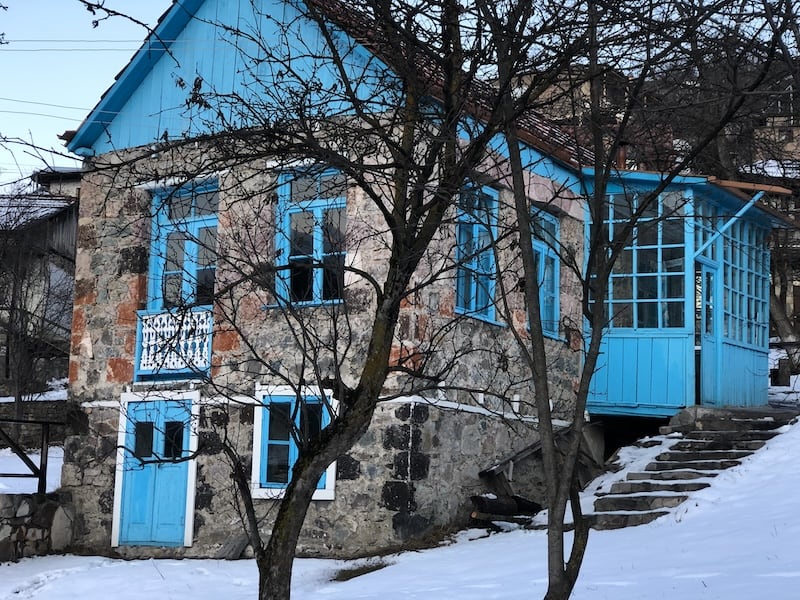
135, 308, 213, 380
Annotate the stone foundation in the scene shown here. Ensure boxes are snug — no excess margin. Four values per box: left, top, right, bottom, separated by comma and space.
0, 493, 74, 562
61, 397, 543, 559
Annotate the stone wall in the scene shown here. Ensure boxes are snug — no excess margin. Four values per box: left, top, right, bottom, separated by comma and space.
0, 400, 67, 449
0, 493, 74, 562
62, 397, 541, 559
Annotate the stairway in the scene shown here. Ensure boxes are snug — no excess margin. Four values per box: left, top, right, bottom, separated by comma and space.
587, 406, 799, 530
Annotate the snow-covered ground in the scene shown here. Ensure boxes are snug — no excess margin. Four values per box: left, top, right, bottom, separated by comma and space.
1, 418, 799, 599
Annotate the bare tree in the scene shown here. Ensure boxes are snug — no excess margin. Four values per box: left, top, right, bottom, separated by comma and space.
66, 1, 794, 600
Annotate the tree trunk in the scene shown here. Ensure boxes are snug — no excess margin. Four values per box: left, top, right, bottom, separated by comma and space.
771, 292, 800, 371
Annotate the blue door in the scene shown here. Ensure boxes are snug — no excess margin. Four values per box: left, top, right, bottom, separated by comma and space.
697, 263, 720, 405
119, 399, 192, 546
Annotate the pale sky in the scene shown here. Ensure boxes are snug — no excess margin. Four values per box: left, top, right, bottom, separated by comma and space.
0, 0, 171, 189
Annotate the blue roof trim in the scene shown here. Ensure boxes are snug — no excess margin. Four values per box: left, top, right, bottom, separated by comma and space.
67, 0, 205, 156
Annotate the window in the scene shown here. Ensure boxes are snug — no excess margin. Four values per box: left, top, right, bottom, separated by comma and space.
276, 170, 347, 304
251, 387, 336, 500
456, 185, 498, 320
532, 211, 560, 337
604, 191, 686, 329
149, 183, 219, 309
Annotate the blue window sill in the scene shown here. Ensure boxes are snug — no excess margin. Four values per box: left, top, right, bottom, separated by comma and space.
454, 307, 506, 327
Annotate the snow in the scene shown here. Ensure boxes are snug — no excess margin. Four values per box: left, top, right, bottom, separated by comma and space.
2, 420, 800, 598
0, 378, 68, 403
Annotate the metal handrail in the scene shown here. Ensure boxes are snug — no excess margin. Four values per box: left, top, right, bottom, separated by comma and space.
0, 417, 64, 494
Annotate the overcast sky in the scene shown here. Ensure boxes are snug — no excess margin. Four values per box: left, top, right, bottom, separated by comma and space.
0, 0, 170, 189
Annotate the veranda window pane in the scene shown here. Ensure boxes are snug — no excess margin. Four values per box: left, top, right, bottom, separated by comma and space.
637, 302, 659, 328
163, 274, 183, 307
638, 223, 658, 247
166, 232, 186, 271
663, 302, 684, 328
662, 219, 683, 245
638, 249, 659, 273
663, 246, 684, 272
611, 302, 633, 327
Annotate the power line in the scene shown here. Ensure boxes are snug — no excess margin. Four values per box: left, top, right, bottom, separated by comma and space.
0, 97, 89, 111
0, 110, 83, 122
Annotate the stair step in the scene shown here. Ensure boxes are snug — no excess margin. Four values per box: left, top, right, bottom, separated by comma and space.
645, 459, 740, 471
607, 480, 710, 494
655, 450, 752, 461
587, 510, 669, 530
683, 429, 779, 440
627, 470, 718, 481
594, 494, 687, 512
669, 439, 765, 451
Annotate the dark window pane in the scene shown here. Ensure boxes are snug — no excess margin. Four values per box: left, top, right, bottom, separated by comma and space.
290, 212, 314, 256
637, 276, 658, 300
322, 255, 345, 300
663, 246, 684, 272
268, 403, 292, 441
164, 421, 184, 459
266, 444, 290, 483
322, 208, 346, 253
637, 248, 659, 273
291, 175, 317, 203
168, 195, 191, 221
662, 219, 683, 245
664, 302, 684, 328
196, 268, 215, 305
134, 422, 154, 458
195, 191, 219, 215
166, 232, 186, 271
163, 273, 183, 308
638, 223, 658, 247
319, 172, 346, 198
611, 302, 633, 327
299, 403, 323, 445
664, 275, 684, 299
198, 227, 217, 267
637, 301, 659, 328
290, 258, 313, 302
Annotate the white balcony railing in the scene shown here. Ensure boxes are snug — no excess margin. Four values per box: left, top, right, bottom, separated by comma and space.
136, 308, 213, 379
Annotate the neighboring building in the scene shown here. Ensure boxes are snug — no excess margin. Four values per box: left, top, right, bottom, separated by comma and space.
0, 168, 79, 397
54, 0, 786, 561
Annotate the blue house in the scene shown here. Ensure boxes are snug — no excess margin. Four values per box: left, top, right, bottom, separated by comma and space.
586, 171, 790, 418
59, 0, 590, 555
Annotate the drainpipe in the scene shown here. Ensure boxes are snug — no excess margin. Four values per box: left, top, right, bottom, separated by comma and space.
693, 191, 764, 259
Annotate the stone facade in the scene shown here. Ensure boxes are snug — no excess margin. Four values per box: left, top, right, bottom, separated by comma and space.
0, 492, 74, 562
60, 148, 584, 558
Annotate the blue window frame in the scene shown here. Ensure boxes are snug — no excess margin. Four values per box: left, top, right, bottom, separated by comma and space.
253, 390, 335, 499
532, 210, 560, 337
148, 182, 219, 310
276, 169, 347, 305
456, 185, 498, 320
604, 191, 686, 329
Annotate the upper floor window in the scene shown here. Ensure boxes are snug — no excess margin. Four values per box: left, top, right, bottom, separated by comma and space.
456, 185, 498, 321
149, 183, 219, 310
251, 386, 336, 500
276, 170, 347, 305
532, 210, 560, 337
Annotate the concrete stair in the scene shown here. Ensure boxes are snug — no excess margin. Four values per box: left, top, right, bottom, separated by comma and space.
586, 406, 799, 531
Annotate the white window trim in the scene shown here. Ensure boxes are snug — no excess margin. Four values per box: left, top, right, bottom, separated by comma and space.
111, 390, 200, 548
251, 384, 338, 501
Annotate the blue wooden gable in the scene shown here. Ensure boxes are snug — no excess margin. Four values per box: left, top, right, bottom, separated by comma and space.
66, 0, 586, 193
68, 0, 379, 156
584, 170, 779, 417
